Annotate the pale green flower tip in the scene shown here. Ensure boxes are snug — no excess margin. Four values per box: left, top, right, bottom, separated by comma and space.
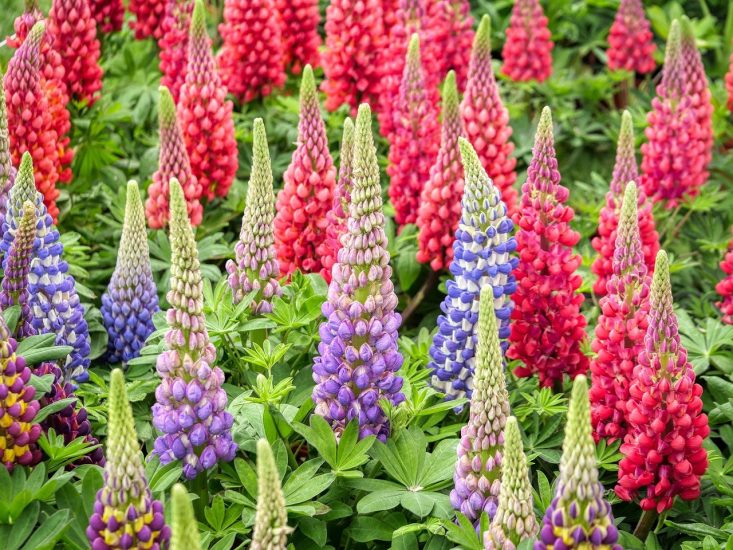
537, 106, 553, 138
191, 0, 206, 33
619, 110, 634, 143
407, 33, 421, 63
168, 178, 188, 227
651, 249, 671, 300
21, 200, 35, 220
126, 180, 142, 208
620, 181, 638, 218
443, 71, 459, 109
665, 20, 682, 62
504, 416, 520, 445
171, 483, 200, 550
158, 86, 176, 122
28, 21, 45, 45
300, 65, 317, 104
475, 15, 491, 51
458, 137, 480, 171
654, 249, 670, 281
252, 119, 270, 162
356, 103, 372, 130
18, 152, 34, 181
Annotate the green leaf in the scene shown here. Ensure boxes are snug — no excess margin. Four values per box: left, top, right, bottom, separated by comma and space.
400, 491, 436, 518
148, 461, 183, 493
35, 398, 78, 424
298, 517, 327, 546
347, 516, 396, 542
6, 500, 38, 550
23, 509, 71, 549
356, 489, 404, 514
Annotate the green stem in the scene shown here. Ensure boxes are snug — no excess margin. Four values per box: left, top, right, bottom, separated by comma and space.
633, 509, 658, 541
190, 469, 209, 519
401, 270, 439, 325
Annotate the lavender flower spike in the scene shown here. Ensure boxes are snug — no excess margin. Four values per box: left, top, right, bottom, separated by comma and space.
152, 178, 237, 480
484, 416, 538, 549
1, 152, 90, 384
536, 375, 621, 550
451, 285, 510, 526
0, 201, 37, 338
430, 138, 517, 402
226, 119, 281, 313
87, 369, 170, 550
312, 103, 405, 442
170, 484, 201, 550
101, 181, 159, 364
0, 73, 16, 234
252, 438, 291, 550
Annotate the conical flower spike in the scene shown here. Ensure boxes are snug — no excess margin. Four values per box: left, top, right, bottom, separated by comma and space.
276, 0, 322, 74
426, 0, 475, 89
592, 112, 659, 297
146, 86, 203, 229
87, 370, 170, 549
537, 375, 621, 550
129, 0, 167, 39
607, 0, 656, 74
226, 119, 282, 313
101, 182, 159, 364
590, 182, 651, 443
461, 15, 517, 216
170, 484, 201, 550
509, 108, 587, 387
429, 140, 516, 402
88, 0, 124, 33
484, 417, 538, 549
0, 75, 16, 234
152, 179, 236, 479
159, 0, 194, 103
450, 286, 510, 525
2, 153, 91, 384
275, 66, 336, 281
312, 104, 405, 442
387, 33, 441, 227
501, 0, 554, 82
251, 439, 291, 550
617, 251, 709, 512
416, 71, 466, 271
178, 0, 238, 200
0, 201, 37, 338
321, 118, 356, 277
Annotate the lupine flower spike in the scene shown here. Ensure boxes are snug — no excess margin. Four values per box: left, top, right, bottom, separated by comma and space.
276, 0, 322, 74
170, 484, 201, 550
101, 182, 159, 365
591, 111, 659, 297
641, 20, 709, 208
461, 15, 518, 216
0, 78, 17, 235
450, 287, 510, 526
0, 315, 41, 470
536, 376, 621, 550
501, 0, 554, 83
178, 0, 238, 200
251, 439, 291, 550
484, 417, 538, 549
146, 86, 203, 229
275, 66, 336, 280
87, 369, 171, 550
152, 179, 237, 479
509, 107, 588, 388
429, 140, 516, 401
607, 0, 656, 74
218, 0, 286, 103
726, 45, 733, 112
716, 235, 733, 323
312, 104, 405, 442
590, 182, 651, 443
47, 0, 104, 105
416, 71, 466, 271
322, 0, 387, 112
617, 251, 709, 513
387, 34, 441, 227
88, 0, 124, 33
226, 119, 282, 313
426, 0, 474, 89
129, 0, 167, 39
321, 118, 355, 277
159, 0, 194, 103
3, 153, 91, 384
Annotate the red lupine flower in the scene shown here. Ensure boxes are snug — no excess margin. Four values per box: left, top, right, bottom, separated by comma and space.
716, 233, 733, 324
425, 0, 474, 90
387, 34, 440, 228
159, 0, 194, 104
383, 0, 400, 35
146, 86, 203, 229
322, 0, 387, 113
218, 0, 286, 104
641, 19, 710, 208
178, 0, 238, 201
274, 67, 335, 280
500, 0, 553, 83
416, 71, 465, 271
616, 251, 709, 513
509, 107, 588, 388
607, 0, 656, 74
88, 0, 124, 33
590, 182, 650, 444
275, 0, 322, 74
4, 22, 63, 222
47, 0, 103, 106
726, 47, 733, 112
129, 0, 167, 40
461, 15, 517, 216
591, 111, 659, 297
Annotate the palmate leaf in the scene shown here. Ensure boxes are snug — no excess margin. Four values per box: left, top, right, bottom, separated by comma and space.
677, 308, 733, 375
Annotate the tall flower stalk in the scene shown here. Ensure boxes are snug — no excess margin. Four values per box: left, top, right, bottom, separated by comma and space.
251, 439, 291, 550
501, 0, 554, 83
170, 484, 201, 550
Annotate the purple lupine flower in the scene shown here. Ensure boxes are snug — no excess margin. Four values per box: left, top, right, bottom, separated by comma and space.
87, 369, 170, 549
101, 181, 159, 364
450, 286, 510, 526
0, 74, 16, 234
226, 118, 281, 313
429, 138, 516, 403
152, 178, 237, 480
1, 152, 91, 385
536, 375, 621, 550
312, 103, 405, 442
0, 201, 36, 338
